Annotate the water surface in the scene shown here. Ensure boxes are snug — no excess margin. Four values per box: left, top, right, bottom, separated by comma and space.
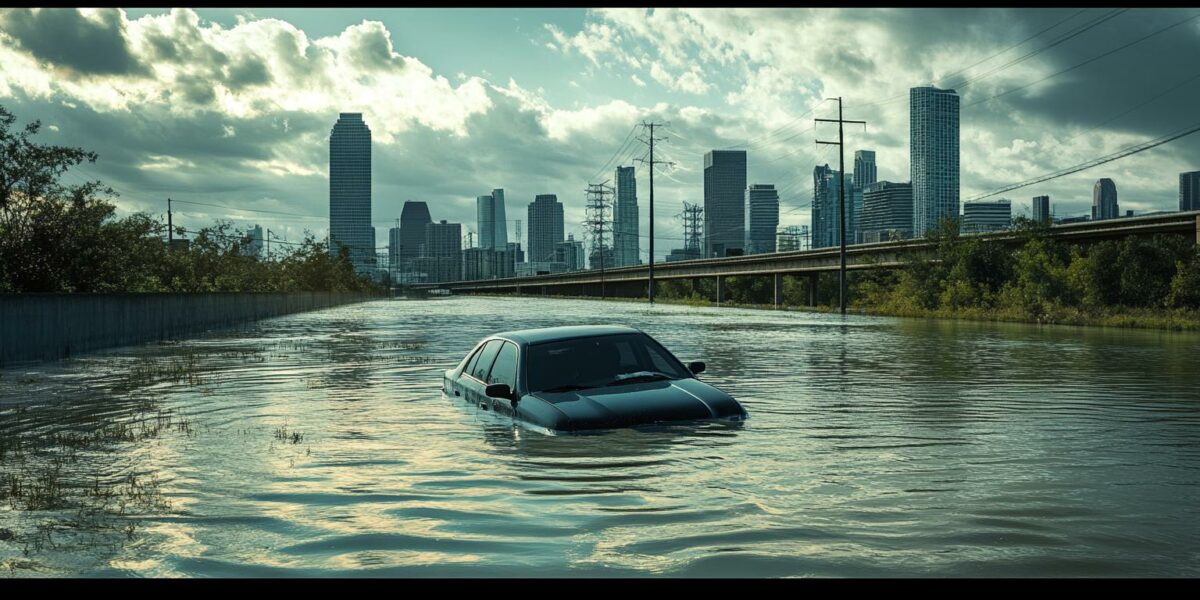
1, 297, 1198, 577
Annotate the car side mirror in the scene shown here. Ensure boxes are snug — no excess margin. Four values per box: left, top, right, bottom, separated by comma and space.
485, 383, 513, 399
688, 361, 706, 375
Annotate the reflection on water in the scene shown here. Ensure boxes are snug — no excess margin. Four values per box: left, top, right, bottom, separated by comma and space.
1, 297, 1199, 577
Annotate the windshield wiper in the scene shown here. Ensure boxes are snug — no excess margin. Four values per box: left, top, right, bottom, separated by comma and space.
539, 384, 594, 393
605, 371, 674, 387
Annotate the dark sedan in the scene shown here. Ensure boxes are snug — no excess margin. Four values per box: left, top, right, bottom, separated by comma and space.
442, 325, 748, 432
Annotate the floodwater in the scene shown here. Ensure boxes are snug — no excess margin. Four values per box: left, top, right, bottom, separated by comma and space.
1, 296, 1198, 577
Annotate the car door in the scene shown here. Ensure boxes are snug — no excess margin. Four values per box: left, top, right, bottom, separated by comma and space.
483, 341, 520, 417
462, 339, 504, 411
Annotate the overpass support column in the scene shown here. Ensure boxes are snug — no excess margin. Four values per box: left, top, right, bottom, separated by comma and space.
773, 273, 784, 308
716, 276, 726, 305
1195, 215, 1199, 244
807, 273, 818, 307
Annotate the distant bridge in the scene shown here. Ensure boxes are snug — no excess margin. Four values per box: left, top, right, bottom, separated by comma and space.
413, 211, 1200, 306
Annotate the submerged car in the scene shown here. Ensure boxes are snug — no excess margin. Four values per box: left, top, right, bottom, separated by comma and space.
442, 325, 748, 432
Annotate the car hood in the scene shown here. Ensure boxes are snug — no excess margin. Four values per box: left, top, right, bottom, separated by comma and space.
527, 378, 745, 431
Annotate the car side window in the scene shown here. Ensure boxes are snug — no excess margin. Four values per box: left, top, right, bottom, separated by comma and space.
470, 340, 504, 381
462, 343, 485, 377
486, 342, 519, 388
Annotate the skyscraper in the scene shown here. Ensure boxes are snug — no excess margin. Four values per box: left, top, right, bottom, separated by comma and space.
812, 165, 854, 249
421, 220, 462, 283
703, 150, 747, 257
1180, 171, 1200, 212
853, 150, 877, 190
328, 113, 374, 273
1092, 178, 1119, 221
1032, 195, 1051, 224
398, 201, 432, 260
910, 86, 960, 237
527, 194, 564, 264
861, 181, 913, 243
745, 184, 780, 254
476, 189, 509, 250
613, 166, 640, 267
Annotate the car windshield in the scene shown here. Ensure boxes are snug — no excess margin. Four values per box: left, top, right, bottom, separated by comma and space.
527, 333, 692, 394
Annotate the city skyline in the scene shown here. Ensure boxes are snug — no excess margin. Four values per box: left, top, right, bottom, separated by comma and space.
2, 8, 1199, 260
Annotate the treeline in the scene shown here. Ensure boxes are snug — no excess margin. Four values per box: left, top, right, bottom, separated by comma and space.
0, 106, 378, 294
657, 218, 1200, 328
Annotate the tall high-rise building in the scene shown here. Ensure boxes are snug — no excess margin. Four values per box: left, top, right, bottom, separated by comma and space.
398, 201, 432, 260
1032, 195, 1051, 224
476, 189, 509, 250
244, 224, 264, 259
812, 165, 854, 249
745, 184, 780, 254
910, 86, 960, 237
420, 220, 462, 283
703, 150, 747, 257
527, 194, 564, 264
1092, 178, 1119, 221
329, 113, 374, 273
613, 166, 640, 267
388, 226, 401, 270
853, 150, 877, 190
1180, 171, 1200, 212
962, 199, 1012, 233
861, 181, 913, 243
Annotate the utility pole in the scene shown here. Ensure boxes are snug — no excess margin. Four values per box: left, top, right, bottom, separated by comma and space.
266, 228, 271, 262
816, 97, 867, 315
167, 197, 173, 249
636, 121, 673, 304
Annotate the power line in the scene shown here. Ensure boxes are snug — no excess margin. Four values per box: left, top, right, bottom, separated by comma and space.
967, 119, 1200, 202
963, 11, 1200, 110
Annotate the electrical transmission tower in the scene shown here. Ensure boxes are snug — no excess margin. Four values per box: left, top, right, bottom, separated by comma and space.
585, 181, 614, 299
681, 201, 703, 258
635, 121, 674, 304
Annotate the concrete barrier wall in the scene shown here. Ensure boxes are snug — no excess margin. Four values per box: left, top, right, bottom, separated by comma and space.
0, 292, 377, 367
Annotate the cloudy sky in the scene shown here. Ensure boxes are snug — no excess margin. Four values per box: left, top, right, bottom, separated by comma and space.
2, 7, 1199, 258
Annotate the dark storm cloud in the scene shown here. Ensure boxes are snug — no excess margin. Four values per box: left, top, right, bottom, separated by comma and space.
0, 8, 149, 78
225, 56, 273, 90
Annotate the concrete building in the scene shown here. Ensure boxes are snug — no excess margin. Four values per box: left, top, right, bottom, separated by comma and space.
962, 199, 1012, 234
527, 194, 564, 264
476, 189, 509, 250
613, 166, 640, 267
1032, 195, 1051, 225
853, 150, 877, 190
910, 86, 960, 237
861, 181, 914, 243
554, 234, 585, 272
1180, 171, 1200, 212
812, 165, 855, 249
421, 220, 462, 283
328, 113, 375, 274
398, 201, 432, 260
1092, 178, 1119, 221
703, 150, 747, 257
244, 224, 264, 259
745, 184, 780, 254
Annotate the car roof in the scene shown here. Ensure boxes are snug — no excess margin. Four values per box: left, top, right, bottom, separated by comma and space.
489, 325, 643, 347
